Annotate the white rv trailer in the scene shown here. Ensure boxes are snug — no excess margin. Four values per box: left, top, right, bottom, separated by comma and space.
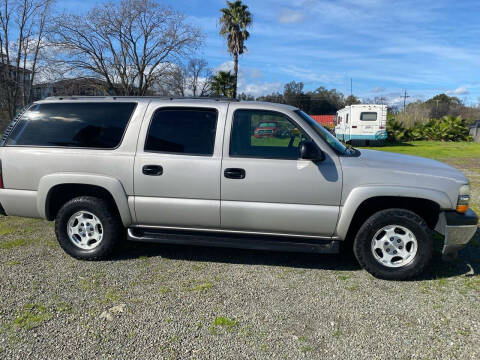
335, 104, 387, 145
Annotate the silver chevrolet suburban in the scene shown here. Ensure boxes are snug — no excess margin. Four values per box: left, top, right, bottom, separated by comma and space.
0, 97, 477, 280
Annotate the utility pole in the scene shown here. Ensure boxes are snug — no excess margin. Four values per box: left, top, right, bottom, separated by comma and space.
403, 90, 410, 112
350, 78, 353, 97
435, 99, 440, 118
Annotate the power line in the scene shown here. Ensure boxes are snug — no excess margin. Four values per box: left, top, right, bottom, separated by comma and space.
403, 89, 410, 112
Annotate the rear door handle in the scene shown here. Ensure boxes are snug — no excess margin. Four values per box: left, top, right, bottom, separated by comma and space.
224, 168, 246, 179
142, 165, 163, 176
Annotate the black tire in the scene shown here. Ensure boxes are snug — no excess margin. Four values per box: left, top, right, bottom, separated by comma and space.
55, 196, 123, 260
353, 208, 433, 280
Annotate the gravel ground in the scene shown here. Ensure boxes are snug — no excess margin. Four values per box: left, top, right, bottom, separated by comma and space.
0, 162, 479, 360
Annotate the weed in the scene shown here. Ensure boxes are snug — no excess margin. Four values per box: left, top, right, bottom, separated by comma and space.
209, 316, 238, 334
0, 238, 33, 250
101, 288, 122, 304
13, 304, 52, 330
5, 260, 20, 266
301, 345, 313, 353
0, 226, 13, 236
457, 328, 471, 336
159, 286, 170, 294
189, 281, 213, 292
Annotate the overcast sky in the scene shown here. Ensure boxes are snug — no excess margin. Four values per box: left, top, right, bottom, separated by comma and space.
62, 0, 480, 105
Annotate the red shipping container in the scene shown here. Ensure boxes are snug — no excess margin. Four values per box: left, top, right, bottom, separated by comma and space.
309, 115, 335, 127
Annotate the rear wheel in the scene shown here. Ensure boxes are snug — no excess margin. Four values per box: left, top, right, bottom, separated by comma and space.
55, 196, 123, 260
353, 208, 433, 280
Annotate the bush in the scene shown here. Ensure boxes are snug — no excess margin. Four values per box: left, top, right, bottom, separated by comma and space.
387, 115, 471, 142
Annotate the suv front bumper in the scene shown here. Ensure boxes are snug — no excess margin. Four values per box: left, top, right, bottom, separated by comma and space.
435, 209, 478, 260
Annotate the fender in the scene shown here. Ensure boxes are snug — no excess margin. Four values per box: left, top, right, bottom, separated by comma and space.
37, 173, 132, 227
335, 185, 452, 240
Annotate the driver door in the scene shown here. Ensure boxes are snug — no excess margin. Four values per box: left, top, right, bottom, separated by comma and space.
220, 108, 341, 237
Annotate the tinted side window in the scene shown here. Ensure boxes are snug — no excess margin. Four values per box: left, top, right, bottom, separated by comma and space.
6, 102, 136, 148
230, 110, 308, 159
145, 108, 217, 156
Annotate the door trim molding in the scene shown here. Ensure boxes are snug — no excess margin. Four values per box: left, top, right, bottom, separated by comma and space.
130, 224, 337, 240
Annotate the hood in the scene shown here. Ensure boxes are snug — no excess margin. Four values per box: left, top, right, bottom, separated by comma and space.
342, 149, 468, 184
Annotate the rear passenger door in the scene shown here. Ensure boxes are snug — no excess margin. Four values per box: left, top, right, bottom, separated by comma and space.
133, 104, 226, 228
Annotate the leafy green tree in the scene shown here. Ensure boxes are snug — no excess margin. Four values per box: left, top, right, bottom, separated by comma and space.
345, 95, 361, 106
424, 94, 463, 118
238, 93, 254, 100
283, 81, 310, 110
308, 86, 345, 114
210, 71, 236, 98
219, 0, 252, 99
256, 92, 285, 104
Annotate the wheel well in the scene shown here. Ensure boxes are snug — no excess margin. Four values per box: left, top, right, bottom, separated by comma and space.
45, 184, 120, 221
344, 196, 440, 243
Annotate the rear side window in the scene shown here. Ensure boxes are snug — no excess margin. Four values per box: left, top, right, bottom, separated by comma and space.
6, 102, 136, 148
145, 108, 217, 156
360, 112, 377, 121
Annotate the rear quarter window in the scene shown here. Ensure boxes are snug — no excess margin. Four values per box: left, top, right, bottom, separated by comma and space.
5, 102, 136, 148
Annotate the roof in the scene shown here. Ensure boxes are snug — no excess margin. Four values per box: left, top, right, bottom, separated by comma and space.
40, 97, 299, 110
43, 95, 236, 102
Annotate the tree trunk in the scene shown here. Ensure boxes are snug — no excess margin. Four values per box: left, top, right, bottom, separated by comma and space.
233, 52, 238, 99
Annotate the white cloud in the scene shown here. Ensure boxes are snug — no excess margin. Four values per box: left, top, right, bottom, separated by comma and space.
213, 61, 278, 97
447, 86, 469, 95
372, 86, 386, 93
278, 8, 305, 24
215, 61, 234, 73
239, 81, 283, 97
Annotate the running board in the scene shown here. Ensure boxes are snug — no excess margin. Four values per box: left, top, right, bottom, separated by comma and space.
127, 228, 340, 254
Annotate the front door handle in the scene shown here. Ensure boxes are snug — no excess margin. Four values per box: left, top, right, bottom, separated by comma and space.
224, 168, 246, 179
142, 165, 163, 176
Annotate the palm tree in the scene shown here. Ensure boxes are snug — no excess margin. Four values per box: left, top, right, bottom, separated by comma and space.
219, 0, 252, 99
210, 71, 236, 98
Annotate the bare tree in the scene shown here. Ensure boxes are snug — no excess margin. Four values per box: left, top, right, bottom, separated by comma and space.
157, 65, 188, 97
186, 58, 211, 97
156, 58, 211, 97
0, 0, 52, 118
51, 0, 203, 96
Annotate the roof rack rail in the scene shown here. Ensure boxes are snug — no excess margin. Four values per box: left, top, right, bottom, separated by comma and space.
43, 95, 239, 102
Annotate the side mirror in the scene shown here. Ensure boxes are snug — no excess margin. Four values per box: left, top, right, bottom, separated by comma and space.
300, 141, 325, 162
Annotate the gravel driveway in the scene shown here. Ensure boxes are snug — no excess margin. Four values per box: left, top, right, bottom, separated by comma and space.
0, 216, 478, 360
1, 161, 479, 359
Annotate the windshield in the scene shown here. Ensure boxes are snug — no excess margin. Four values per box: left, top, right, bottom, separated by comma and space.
295, 110, 348, 155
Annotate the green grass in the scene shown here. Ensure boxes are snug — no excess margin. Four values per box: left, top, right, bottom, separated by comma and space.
189, 281, 214, 292
250, 135, 301, 147
209, 316, 238, 334
366, 141, 480, 160
13, 304, 52, 330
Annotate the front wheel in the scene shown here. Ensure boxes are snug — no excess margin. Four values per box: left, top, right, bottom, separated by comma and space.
55, 196, 123, 260
353, 209, 433, 280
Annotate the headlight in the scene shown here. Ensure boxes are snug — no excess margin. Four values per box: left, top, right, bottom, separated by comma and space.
457, 184, 470, 213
